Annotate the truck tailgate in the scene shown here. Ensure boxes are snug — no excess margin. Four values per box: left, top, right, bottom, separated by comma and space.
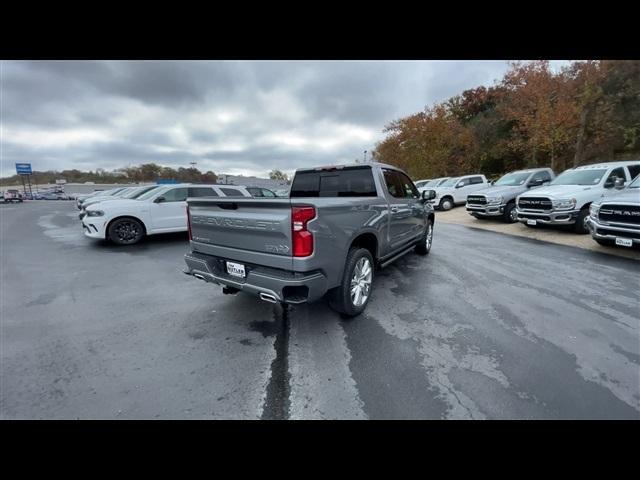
188, 197, 294, 270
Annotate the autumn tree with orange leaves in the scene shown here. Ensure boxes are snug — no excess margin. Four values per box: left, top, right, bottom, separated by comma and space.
374, 60, 640, 180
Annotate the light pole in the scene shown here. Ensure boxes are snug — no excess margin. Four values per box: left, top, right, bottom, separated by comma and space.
363, 150, 367, 163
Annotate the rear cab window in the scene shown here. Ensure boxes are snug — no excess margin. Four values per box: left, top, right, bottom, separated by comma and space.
189, 187, 219, 198
290, 166, 377, 197
219, 188, 245, 197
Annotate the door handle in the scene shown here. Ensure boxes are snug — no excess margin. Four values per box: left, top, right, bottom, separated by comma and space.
390, 206, 399, 213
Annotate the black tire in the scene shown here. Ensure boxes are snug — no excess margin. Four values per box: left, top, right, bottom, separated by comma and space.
108, 217, 145, 245
503, 202, 517, 223
574, 209, 589, 234
415, 218, 433, 255
595, 238, 614, 246
328, 247, 374, 317
439, 197, 454, 211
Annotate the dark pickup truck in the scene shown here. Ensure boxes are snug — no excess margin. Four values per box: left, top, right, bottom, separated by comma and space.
183, 162, 436, 316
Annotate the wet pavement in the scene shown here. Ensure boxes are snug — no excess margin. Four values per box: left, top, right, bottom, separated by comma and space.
1, 201, 639, 419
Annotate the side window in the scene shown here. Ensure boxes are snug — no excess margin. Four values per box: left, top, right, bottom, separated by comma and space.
457, 178, 468, 187
383, 169, 403, 198
262, 189, 276, 197
162, 188, 188, 202
247, 187, 262, 197
468, 176, 483, 185
396, 172, 419, 198
531, 171, 551, 183
189, 187, 218, 198
605, 167, 625, 187
220, 188, 244, 197
627, 164, 640, 180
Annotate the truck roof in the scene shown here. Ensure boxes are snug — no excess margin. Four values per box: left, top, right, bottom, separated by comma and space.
573, 160, 639, 170
295, 162, 402, 173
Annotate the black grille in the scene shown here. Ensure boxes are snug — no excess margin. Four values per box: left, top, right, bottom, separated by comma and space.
596, 228, 640, 240
518, 197, 552, 210
598, 204, 640, 226
518, 213, 550, 220
467, 195, 487, 205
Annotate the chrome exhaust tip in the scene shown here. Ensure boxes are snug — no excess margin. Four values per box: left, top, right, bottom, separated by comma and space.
259, 292, 277, 304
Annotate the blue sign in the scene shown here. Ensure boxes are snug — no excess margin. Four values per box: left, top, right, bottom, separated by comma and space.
156, 179, 178, 184
15, 163, 32, 175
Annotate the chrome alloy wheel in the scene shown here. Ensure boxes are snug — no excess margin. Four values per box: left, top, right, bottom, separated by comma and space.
350, 257, 372, 307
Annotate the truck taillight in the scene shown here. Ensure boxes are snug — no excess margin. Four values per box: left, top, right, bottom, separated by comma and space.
187, 205, 192, 241
291, 206, 315, 257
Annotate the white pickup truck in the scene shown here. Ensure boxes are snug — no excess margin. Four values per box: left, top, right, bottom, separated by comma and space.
516, 160, 640, 233
430, 174, 490, 210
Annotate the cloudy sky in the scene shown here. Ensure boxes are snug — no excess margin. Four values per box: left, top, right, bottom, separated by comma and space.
1, 60, 568, 178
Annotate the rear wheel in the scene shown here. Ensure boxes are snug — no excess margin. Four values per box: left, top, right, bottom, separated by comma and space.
502, 203, 517, 223
574, 209, 589, 234
108, 218, 145, 245
415, 218, 433, 255
328, 247, 374, 317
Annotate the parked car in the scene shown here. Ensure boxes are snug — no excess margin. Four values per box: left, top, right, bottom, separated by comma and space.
273, 188, 290, 197
3, 189, 23, 203
417, 177, 451, 191
587, 173, 640, 248
82, 184, 251, 245
466, 168, 555, 223
431, 174, 490, 210
183, 162, 437, 317
246, 187, 277, 198
516, 160, 640, 233
78, 185, 160, 218
77, 188, 126, 209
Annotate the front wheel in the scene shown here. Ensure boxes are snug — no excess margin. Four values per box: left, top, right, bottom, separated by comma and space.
108, 218, 145, 245
439, 197, 453, 211
328, 247, 374, 317
574, 209, 589, 234
415, 218, 433, 255
503, 203, 518, 223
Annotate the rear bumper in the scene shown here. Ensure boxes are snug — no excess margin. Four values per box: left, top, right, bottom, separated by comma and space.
183, 252, 328, 304
466, 204, 505, 217
516, 208, 580, 225
587, 217, 640, 245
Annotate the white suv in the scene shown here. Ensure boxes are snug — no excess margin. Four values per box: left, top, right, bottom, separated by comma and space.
516, 160, 640, 233
431, 174, 490, 210
82, 184, 251, 245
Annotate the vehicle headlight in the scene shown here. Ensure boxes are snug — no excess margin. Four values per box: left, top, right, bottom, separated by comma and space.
86, 210, 104, 217
486, 196, 503, 205
551, 198, 576, 210
589, 204, 600, 218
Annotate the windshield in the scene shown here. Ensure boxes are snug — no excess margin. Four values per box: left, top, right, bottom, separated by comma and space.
494, 172, 532, 186
440, 177, 460, 187
136, 186, 167, 201
550, 169, 607, 186
628, 175, 640, 188
124, 186, 158, 199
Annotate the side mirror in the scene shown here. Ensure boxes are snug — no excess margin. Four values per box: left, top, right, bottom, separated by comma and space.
422, 189, 436, 201
154, 196, 166, 203
604, 180, 615, 189
528, 178, 543, 188
456, 182, 465, 188
490, 180, 495, 186
614, 177, 625, 189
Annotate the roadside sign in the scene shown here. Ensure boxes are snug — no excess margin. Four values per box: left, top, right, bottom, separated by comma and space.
15, 163, 32, 175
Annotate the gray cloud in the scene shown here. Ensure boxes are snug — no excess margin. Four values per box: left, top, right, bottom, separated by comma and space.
1, 60, 533, 178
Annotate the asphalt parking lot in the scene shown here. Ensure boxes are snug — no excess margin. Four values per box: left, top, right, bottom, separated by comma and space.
1, 201, 639, 419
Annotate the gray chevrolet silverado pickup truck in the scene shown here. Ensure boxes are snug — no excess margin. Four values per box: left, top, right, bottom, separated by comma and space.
183, 162, 436, 316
